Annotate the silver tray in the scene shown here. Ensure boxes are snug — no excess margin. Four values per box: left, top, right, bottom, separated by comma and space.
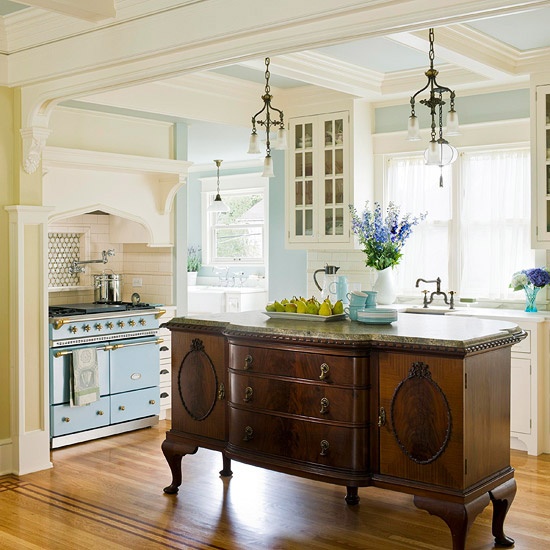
262, 312, 347, 322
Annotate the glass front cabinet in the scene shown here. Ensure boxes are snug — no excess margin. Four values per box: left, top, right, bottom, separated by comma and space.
532, 83, 550, 246
287, 111, 350, 247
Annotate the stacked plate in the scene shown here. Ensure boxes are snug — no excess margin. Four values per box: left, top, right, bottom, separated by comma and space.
356, 308, 398, 325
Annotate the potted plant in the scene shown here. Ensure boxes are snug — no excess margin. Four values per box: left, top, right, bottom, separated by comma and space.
187, 245, 201, 285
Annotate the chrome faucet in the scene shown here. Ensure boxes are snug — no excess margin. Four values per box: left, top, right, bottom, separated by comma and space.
415, 277, 455, 309
70, 249, 115, 275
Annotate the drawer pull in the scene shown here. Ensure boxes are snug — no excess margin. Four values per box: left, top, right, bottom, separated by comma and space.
160, 369, 169, 375
119, 405, 125, 411
243, 426, 254, 441
320, 439, 329, 456
149, 399, 156, 405
244, 354, 253, 370
160, 392, 169, 398
378, 407, 386, 427
97, 410, 104, 416
62, 417, 70, 423
218, 382, 225, 401
160, 346, 169, 352
243, 386, 254, 403
320, 397, 330, 414
131, 373, 142, 380
319, 363, 330, 380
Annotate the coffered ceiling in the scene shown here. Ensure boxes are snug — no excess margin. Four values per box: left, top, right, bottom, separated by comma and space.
3, 0, 550, 163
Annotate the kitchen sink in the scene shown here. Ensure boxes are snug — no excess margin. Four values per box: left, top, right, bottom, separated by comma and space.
403, 307, 453, 315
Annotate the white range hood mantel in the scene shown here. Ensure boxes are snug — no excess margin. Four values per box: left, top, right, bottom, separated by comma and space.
43, 147, 192, 246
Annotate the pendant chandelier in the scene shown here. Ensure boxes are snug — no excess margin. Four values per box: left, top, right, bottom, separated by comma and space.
407, 28, 460, 186
207, 159, 230, 213
247, 57, 287, 177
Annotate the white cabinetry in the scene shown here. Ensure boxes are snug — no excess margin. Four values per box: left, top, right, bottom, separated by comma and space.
531, 83, 550, 246
287, 112, 350, 247
158, 306, 176, 420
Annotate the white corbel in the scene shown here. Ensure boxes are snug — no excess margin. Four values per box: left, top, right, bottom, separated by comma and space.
20, 127, 51, 174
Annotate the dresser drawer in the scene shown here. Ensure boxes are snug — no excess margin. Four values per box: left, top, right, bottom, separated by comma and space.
229, 344, 369, 386
228, 407, 369, 471
229, 371, 369, 423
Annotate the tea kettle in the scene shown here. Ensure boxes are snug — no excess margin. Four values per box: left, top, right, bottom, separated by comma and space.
313, 264, 340, 299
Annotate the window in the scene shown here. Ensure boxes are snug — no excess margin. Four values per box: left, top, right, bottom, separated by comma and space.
203, 180, 267, 265
385, 147, 534, 301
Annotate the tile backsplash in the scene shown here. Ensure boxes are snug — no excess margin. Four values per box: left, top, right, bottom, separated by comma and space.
48, 213, 173, 305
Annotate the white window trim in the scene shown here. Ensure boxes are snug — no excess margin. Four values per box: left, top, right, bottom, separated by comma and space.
200, 172, 269, 266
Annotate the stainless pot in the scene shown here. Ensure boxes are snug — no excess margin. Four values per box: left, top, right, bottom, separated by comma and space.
94, 271, 123, 303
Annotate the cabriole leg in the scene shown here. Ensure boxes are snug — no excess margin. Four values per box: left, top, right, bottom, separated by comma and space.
161, 439, 198, 494
489, 478, 516, 547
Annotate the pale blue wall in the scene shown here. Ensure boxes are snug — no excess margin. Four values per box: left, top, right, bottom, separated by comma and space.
375, 88, 529, 134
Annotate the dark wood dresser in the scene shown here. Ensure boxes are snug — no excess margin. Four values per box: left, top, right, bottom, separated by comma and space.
161, 312, 525, 550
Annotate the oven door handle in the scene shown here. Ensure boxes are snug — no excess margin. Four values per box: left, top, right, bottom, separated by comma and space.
111, 337, 164, 351
54, 345, 111, 357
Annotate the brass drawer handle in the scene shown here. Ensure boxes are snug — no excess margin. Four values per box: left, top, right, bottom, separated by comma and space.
218, 382, 225, 401
243, 426, 254, 441
320, 439, 329, 456
244, 354, 253, 370
319, 363, 330, 380
378, 407, 386, 427
320, 397, 329, 414
160, 369, 169, 375
243, 386, 253, 403
160, 392, 169, 398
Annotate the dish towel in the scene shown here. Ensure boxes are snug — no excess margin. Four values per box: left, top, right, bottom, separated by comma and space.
71, 348, 100, 407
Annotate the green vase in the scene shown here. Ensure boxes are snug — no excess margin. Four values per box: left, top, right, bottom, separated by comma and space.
524, 285, 540, 312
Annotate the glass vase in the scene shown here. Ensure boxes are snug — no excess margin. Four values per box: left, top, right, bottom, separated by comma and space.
524, 285, 540, 312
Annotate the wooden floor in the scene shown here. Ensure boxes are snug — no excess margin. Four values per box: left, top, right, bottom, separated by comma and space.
1, 421, 549, 549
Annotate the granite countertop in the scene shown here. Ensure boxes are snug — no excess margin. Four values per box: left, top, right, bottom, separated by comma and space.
167, 310, 524, 351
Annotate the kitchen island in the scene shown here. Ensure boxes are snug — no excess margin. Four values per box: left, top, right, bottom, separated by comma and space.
162, 311, 525, 550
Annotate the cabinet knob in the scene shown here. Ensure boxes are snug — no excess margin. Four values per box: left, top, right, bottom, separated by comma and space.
320, 397, 330, 414
244, 354, 253, 370
62, 416, 70, 423
97, 410, 104, 416
119, 405, 125, 411
378, 407, 386, 427
243, 425, 254, 441
149, 399, 156, 405
319, 363, 330, 380
320, 439, 330, 456
243, 386, 253, 403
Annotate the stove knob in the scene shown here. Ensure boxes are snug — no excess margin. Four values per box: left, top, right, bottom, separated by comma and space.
139, 318, 146, 326
83, 324, 91, 332
117, 320, 125, 328
70, 326, 78, 334
128, 319, 136, 327
95, 323, 103, 331
106, 322, 114, 330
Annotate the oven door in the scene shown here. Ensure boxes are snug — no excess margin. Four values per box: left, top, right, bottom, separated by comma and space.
109, 336, 160, 394
50, 343, 110, 405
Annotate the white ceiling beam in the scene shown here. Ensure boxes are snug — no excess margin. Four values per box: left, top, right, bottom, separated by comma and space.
17, 0, 116, 22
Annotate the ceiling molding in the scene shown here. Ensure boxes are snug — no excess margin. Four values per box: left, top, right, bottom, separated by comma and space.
19, 0, 116, 22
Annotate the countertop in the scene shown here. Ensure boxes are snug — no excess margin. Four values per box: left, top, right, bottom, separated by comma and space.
167, 310, 524, 352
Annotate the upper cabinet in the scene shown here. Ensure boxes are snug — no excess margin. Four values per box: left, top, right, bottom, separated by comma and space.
287, 111, 351, 248
532, 83, 550, 247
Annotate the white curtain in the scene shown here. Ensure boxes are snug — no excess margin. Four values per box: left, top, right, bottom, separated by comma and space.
459, 149, 532, 300
387, 157, 451, 295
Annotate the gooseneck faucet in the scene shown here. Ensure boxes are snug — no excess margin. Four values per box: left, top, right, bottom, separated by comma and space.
415, 277, 455, 309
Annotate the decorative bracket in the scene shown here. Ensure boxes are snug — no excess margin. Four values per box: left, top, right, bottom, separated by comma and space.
20, 127, 51, 174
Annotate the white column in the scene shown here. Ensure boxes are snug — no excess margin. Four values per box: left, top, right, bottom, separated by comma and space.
5, 205, 54, 474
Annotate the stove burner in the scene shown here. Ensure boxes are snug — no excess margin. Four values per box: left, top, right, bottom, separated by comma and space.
48, 302, 158, 317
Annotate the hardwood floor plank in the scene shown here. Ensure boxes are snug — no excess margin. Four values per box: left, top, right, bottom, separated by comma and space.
0, 421, 549, 549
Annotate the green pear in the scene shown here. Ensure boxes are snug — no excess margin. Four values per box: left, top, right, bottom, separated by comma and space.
274, 301, 285, 312
306, 298, 320, 315
332, 300, 344, 315
296, 300, 307, 314
265, 303, 276, 312
319, 300, 332, 316
284, 302, 297, 313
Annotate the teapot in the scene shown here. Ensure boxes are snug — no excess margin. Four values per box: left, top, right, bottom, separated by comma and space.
313, 264, 340, 300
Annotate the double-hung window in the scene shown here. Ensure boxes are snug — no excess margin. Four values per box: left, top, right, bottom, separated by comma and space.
385, 147, 534, 301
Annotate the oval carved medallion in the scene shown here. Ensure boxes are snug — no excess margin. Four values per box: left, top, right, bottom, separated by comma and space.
390, 362, 452, 464
177, 338, 218, 421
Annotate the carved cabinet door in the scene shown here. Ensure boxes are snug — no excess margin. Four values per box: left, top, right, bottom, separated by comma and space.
377, 351, 465, 490
170, 330, 227, 441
